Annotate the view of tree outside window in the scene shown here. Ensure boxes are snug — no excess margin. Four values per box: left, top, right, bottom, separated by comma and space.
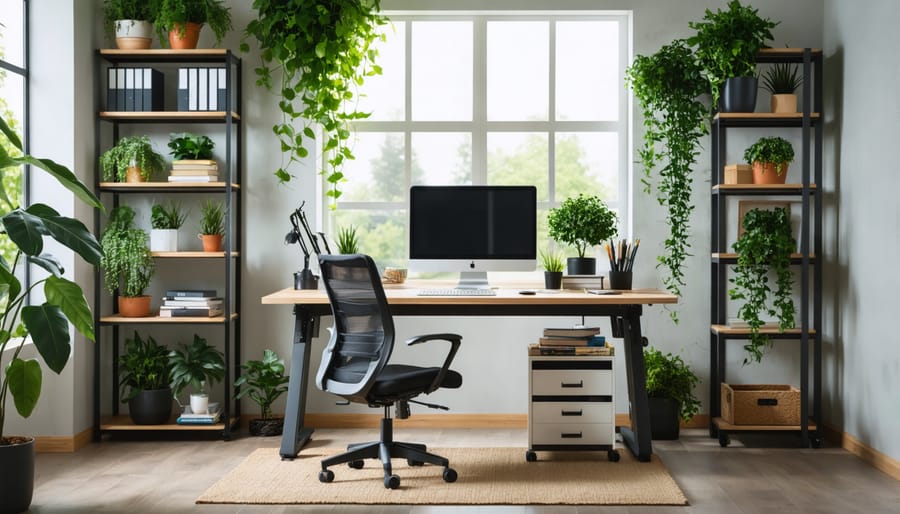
1, 2, 28, 266
327, 13, 630, 271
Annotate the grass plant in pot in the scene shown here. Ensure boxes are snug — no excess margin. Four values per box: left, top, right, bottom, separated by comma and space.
547, 194, 618, 276
119, 331, 173, 425
103, 0, 157, 49
99, 135, 167, 183
150, 201, 186, 252
235, 349, 289, 436
743, 136, 795, 185
729, 207, 796, 364
762, 62, 802, 113
199, 200, 225, 252
100, 205, 155, 317
335, 225, 360, 254
169, 334, 226, 416
155, 0, 232, 49
644, 346, 701, 440
0, 114, 102, 513
539, 248, 565, 290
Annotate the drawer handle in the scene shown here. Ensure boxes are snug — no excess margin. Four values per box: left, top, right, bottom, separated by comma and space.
560, 380, 583, 388
561, 409, 583, 416
560, 432, 583, 439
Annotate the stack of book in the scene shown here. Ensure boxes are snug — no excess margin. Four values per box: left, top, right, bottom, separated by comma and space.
176, 411, 221, 425
160, 289, 224, 317
528, 326, 613, 356
561, 274, 606, 290
168, 159, 218, 183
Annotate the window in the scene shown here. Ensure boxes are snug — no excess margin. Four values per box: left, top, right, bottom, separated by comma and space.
327, 12, 630, 270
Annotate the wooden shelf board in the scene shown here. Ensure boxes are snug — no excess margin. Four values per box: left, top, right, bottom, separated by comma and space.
757, 48, 823, 60
151, 251, 240, 258
715, 112, 820, 120
99, 111, 240, 121
100, 313, 238, 324
712, 252, 816, 261
100, 415, 238, 431
99, 182, 239, 190
713, 416, 817, 432
99, 49, 228, 58
714, 183, 817, 192
710, 324, 816, 336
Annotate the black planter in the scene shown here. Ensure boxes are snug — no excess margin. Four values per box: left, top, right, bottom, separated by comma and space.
0, 437, 34, 514
249, 418, 285, 437
566, 257, 596, 276
648, 397, 681, 440
721, 76, 758, 113
128, 388, 174, 425
543, 271, 563, 290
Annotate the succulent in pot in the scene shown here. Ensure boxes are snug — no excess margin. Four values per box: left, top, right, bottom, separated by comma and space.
335, 225, 360, 254
539, 248, 565, 290
150, 201, 187, 252
762, 62, 802, 113
198, 200, 225, 252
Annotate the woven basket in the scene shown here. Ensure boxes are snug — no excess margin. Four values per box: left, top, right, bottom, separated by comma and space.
721, 383, 800, 425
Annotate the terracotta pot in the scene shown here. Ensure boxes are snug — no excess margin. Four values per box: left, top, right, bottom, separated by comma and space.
118, 295, 152, 317
168, 22, 202, 50
752, 161, 789, 184
199, 234, 223, 252
771, 93, 798, 113
125, 166, 145, 183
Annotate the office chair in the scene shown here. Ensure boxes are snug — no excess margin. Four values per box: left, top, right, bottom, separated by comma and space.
315, 254, 463, 489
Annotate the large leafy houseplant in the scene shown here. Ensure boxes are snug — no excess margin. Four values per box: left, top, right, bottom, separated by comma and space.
0, 114, 103, 443
169, 334, 225, 412
154, 0, 233, 47
644, 346, 701, 423
100, 205, 155, 298
242, 0, 387, 203
119, 331, 170, 402
626, 40, 708, 309
99, 135, 167, 183
547, 194, 618, 261
235, 349, 288, 435
729, 207, 796, 364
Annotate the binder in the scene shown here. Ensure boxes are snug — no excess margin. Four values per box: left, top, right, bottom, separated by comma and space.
116, 68, 126, 111
188, 67, 198, 111
133, 67, 143, 111
198, 67, 208, 110
207, 67, 217, 111
177, 68, 189, 111
106, 68, 117, 110
124, 68, 135, 111
142, 68, 164, 111
217, 68, 227, 111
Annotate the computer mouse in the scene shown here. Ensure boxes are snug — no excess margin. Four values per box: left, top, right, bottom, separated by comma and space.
518, 290, 537, 295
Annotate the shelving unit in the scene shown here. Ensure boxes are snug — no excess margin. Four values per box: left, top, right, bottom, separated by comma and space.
92, 49, 242, 440
709, 48, 823, 448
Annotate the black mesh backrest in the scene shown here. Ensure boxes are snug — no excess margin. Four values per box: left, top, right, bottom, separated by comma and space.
315, 254, 395, 403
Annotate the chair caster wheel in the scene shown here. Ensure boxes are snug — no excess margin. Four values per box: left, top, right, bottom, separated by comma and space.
607, 449, 620, 462
385, 474, 401, 489
443, 467, 458, 483
525, 451, 537, 462
318, 469, 334, 483
407, 459, 424, 466
349, 460, 364, 469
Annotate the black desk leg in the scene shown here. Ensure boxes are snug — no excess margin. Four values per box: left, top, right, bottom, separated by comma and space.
616, 307, 653, 462
279, 305, 317, 460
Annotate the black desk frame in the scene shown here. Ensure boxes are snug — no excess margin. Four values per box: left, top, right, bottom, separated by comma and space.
279, 302, 653, 462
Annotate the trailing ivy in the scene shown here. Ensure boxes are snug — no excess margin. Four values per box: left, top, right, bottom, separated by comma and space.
242, 0, 387, 203
625, 40, 708, 314
100, 205, 154, 298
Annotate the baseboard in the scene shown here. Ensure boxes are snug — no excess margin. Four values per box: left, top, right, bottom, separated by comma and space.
824, 423, 900, 482
34, 426, 93, 453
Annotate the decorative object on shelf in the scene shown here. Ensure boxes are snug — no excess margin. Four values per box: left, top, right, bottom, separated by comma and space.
99, 135, 167, 183
150, 201, 187, 252
720, 383, 801, 425
169, 334, 226, 415
381, 267, 407, 284
336, 225, 360, 254
100, 205, 156, 317
539, 248, 565, 290
626, 40, 708, 309
155, 0, 233, 49
235, 349, 290, 436
762, 61, 802, 113
284, 202, 321, 290
723, 163, 753, 185
103, 0, 156, 49
0, 113, 102, 514
242, 0, 387, 203
729, 207, 796, 364
198, 199, 225, 252
743, 136, 795, 184
547, 194, 618, 276
687, 0, 778, 112
119, 331, 173, 425
644, 346, 701, 440
168, 132, 214, 160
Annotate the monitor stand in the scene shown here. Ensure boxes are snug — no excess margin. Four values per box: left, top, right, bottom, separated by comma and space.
456, 271, 491, 290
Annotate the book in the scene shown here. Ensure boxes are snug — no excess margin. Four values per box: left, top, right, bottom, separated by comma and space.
176, 412, 221, 425
162, 297, 224, 307
169, 169, 218, 177
171, 165, 217, 172
561, 275, 606, 289
159, 307, 224, 317
173, 159, 217, 167
543, 327, 601, 338
167, 175, 217, 182
539, 336, 591, 347
528, 343, 614, 356
165, 289, 218, 298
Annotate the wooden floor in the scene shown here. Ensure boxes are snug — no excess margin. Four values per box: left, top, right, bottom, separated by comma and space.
31, 428, 900, 513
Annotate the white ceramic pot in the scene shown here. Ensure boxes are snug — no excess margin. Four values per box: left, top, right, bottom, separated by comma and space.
150, 229, 178, 252
190, 393, 209, 415
115, 20, 153, 50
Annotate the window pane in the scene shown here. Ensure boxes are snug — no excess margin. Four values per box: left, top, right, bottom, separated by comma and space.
554, 132, 618, 203
0, 72, 24, 265
339, 133, 405, 203
358, 23, 405, 121
411, 21, 472, 121
487, 22, 548, 121
330, 209, 408, 268
555, 21, 619, 121
487, 132, 548, 201
0, 2, 25, 68
410, 132, 471, 185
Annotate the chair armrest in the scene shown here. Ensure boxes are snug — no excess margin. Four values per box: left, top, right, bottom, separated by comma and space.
406, 333, 462, 394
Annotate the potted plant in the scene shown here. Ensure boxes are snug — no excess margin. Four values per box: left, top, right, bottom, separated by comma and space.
99, 135, 167, 183
539, 248, 565, 290
336, 225, 360, 254
743, 136, 795, 184
169, 334, 226, 415
150, 200, 186, 252
644, 346, 701, 440
100, 205, 156, 317
168, 132, 214, 161
103, 0, 157, 49
547, 194, 618, 275
625, 40, 708, 308
199, 200, 225, 252
155, 0, 232, 49
762, 62, 802, 113
687, 0, 778, 112
729, 207, 796, 364
119, 331, 173, 425
0, 113, 102, 513
235, 349, 289, 436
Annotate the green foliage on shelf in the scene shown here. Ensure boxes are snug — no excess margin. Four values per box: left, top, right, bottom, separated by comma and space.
235, 349, 289, 420
743, 136, 795, 175
100, 205, 155, 297
150, 201, 187, 230
547, 194, 618, 259
539, 248, 565, 273
336, 225, 360, 254
762, 62, 802, 94
119, 331, 171, 403
103, 0, 158, 40
199, 200, 225, 236
242, 0, 387, 203
154, 0, 233, 46
729, 207, 796, 364
99, 135, 167, 182
169, 334, 226, 398
168, 132, 215, 160
644, 346, 701, 422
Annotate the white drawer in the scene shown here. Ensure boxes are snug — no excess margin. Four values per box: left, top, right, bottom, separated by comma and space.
530, 422, 615, 445
532, 369, 613, 396
531, 401, 613, 424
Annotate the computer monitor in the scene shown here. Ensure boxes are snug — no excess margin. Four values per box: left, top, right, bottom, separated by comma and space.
409, 185, 537, 289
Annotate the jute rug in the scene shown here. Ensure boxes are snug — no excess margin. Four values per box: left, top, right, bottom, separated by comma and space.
197, 446, 687, 505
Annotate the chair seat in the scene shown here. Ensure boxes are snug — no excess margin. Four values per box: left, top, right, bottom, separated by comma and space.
369, 365, 462, 399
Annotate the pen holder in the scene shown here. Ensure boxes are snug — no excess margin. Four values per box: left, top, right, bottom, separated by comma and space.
608, 271, 633, 290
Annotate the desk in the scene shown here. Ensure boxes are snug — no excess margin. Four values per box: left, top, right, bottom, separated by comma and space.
261, 283, 677, 462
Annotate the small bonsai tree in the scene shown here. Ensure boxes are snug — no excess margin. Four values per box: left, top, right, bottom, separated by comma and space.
100, 205, 155, 297
155, 0, 233, 47
336, 225, 360, 254
644, 346, 701, 423
547, 194, 618, 259
119, 331, 171, 402
235, 349, 289, 421
199, 200, 225, 236
99, 135, 167, 182
168, 132, 215, 160
743, 136, 795, 175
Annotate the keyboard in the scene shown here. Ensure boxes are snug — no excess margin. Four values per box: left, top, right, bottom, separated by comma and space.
416, 288, 497, 297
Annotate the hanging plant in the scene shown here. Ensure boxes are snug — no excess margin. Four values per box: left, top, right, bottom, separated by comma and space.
242, 0, 387, 204
625, 40, 708, 313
